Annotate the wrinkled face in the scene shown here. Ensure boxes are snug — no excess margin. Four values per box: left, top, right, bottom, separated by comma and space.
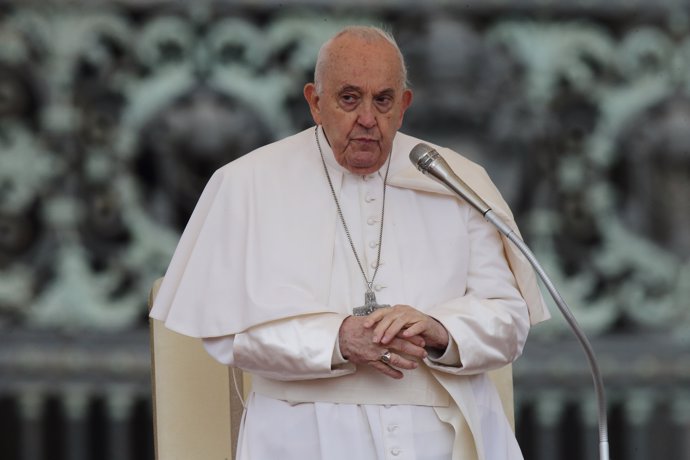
304, 34, 413, 175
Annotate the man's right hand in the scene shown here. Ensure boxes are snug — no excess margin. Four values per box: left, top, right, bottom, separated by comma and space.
338, 315, 428, 379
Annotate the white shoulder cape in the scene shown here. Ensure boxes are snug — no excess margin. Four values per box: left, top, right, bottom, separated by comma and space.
150, 127, 549, 338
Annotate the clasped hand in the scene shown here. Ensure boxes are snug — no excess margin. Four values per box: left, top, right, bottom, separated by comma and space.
338, 304, 449, 379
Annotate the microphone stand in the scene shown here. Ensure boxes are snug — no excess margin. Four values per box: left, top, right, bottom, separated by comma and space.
483, 210, 610, 460
410, 145, 610, 460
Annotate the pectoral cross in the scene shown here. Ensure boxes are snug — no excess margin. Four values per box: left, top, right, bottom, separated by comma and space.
352, 290, 390, 316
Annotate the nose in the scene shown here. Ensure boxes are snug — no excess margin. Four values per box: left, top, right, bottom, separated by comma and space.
356, 102, 377, 129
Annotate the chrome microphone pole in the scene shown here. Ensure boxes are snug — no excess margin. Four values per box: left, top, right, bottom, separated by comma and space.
483, 210, 610, 460
410, 144, 610, 460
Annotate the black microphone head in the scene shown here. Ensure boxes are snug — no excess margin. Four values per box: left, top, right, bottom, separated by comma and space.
409, 143, 440, 173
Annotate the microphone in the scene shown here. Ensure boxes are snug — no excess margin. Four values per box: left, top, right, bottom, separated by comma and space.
409, 144, 491, 216
409, 143, 611, 460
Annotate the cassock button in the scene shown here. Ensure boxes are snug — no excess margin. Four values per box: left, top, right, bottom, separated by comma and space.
387, 424, 398, 432
371, 261, 383, 269
374, 284, 385, 292
369, 241, 379, 248
365, 195, 376, 203
390, 447, 401, 456
367, 217, 377, 225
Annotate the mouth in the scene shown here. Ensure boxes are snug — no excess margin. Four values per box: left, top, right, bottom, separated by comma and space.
351, 137, 379, 144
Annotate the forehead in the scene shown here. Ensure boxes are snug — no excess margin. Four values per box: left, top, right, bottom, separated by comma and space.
322, 35, 404, 92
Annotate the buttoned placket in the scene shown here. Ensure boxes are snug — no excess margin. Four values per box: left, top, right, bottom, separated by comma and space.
360, 172, 387, 295
380, 405, 415, 459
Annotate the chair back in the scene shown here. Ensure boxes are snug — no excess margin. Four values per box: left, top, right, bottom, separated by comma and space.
148, 278, 245, 459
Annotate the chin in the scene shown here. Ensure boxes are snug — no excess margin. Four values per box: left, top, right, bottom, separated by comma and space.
347, 163, 385, 175
349, 151, 383, 165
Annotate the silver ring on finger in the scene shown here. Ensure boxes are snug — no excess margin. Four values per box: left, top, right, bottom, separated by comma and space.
379, 350, 392, 364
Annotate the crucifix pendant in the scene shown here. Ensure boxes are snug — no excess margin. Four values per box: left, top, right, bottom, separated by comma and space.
352, 290, 390, 316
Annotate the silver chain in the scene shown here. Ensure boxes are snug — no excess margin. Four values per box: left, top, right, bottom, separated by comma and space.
315, 126, 390, 293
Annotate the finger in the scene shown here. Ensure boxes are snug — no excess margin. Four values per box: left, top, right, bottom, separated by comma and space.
381, 316, 416, 344
386, 351, 419, 370
362, 309, 388, 328
369, 361, 404, 379
398, 333, 425, 348
389, 337, 427, 360
403, 319, 449, 350
401, 321, 428, 338
371, 314, 399, 343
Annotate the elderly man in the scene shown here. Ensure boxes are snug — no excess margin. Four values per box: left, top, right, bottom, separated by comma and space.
151, 25, 548, 460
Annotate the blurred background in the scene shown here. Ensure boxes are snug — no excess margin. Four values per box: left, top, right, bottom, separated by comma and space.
1, 0, 689, 459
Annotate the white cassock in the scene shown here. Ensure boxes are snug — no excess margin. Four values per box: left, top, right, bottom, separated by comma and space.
150, 126, 549, 460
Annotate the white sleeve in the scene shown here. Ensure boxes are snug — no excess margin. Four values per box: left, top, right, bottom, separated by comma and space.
426, 336, 461, 366
425, 207, 530, 375
202, 334, 236, 365
202, 312, 356, 381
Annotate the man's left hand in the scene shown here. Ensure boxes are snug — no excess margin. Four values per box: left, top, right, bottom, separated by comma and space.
364, 304, 449, 351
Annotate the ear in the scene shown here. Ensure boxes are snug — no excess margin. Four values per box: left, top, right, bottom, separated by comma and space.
402, 89, 413, 112
303, 83, 322, 125
398, 88, 414, 126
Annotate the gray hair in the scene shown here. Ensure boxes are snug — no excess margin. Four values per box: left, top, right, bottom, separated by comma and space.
313, 25, 410, 94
